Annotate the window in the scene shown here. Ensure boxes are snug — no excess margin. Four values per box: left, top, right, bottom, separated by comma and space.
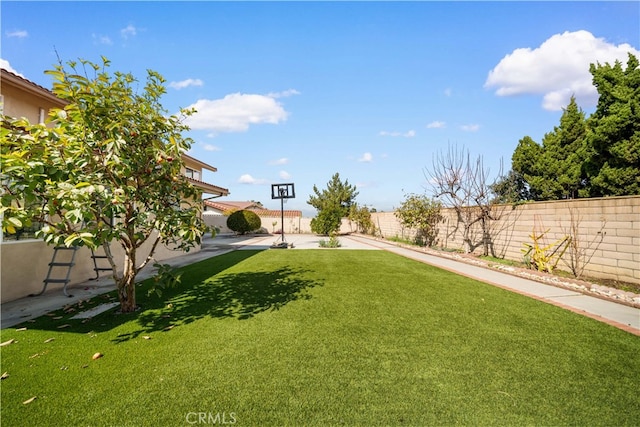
1, 199, 44, 242
184, 167, 200, 181
2, 220, 43, 241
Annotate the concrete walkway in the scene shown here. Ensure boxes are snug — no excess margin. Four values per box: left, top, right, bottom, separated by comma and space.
2, 233, 639, 335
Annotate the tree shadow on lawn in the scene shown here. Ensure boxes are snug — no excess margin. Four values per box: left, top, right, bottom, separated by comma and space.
122, 264, 322, 342
19, 250, 323, 342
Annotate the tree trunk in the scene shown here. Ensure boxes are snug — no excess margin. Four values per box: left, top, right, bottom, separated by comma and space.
117, 251, 138, 313
481, 217, 489, 257
462, 225, 472, 253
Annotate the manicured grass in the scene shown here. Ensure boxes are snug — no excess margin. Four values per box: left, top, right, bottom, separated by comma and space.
1, 250, 639, 426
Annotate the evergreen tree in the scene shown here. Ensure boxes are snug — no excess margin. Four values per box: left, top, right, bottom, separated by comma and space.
585, 53, 640, 196
307, 173, 358, 235
511, 97, 588, 201
490, 169, 529, 203
555, 97, 589, 198
532, 97, 588, 200
511, 136, 542, 200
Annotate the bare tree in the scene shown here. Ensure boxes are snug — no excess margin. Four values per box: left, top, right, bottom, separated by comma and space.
425, 145, 504, 255
561, 208, 606, 279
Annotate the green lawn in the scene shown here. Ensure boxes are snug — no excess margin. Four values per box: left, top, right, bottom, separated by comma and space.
1, 250, 639, 426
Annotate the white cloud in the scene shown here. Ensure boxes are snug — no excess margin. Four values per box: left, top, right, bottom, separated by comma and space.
485, 30, 640, 111
0, 58, 23, 76
269, 157, 289, 165
203, 144, 221, 152
444, 88, 452, 97
358, 152, 373, 163
169, 78, 204, 90
120, 24, 137, 39
279, 170, 291, 180
6, 30, 28, 38
92, 34, 113, 45
184, 93, 290, 135
238, 174, 267, 185
426, 121, 446, 129
267, 89, 300, 98
379, 130, 416, 138
461, 124, 480, 132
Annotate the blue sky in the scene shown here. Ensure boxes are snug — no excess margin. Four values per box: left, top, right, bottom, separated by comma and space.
2, 1, 639, 215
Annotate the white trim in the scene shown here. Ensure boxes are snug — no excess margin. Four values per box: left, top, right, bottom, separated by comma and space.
0, 238, 43, 245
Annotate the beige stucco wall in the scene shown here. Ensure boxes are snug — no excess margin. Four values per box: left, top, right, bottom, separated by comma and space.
0, 234, 197, 303
203, 214, 309, 234
371, 196, 640, 285
1, 80, 64, 125
203, 214, 356, 236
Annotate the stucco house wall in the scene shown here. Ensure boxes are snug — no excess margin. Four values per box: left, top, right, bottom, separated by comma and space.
1, 69, 66, 124
0, 236, 189, 303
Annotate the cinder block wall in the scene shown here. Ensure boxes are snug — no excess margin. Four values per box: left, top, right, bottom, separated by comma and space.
371, 196, 640, 285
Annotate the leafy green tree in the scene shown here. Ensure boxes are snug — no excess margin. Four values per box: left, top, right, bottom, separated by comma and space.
490, 169, 529, 203
308, 173, 358, 235
1, 57, 203, 313
310, 209, 343, 236
584, 53, 640, 196
227, 210, 261, 235
394, 194, 442, 246
348, 203, 375, 235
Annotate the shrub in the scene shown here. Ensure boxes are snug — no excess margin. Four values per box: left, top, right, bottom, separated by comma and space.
348, 204, 375, 234
226, 210, 262, 235
394, 194, 443, 247
310, 208, 342, 235
319, 233, 341, 248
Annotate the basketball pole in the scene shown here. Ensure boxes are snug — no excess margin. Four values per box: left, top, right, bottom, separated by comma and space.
280, 188, 285, 245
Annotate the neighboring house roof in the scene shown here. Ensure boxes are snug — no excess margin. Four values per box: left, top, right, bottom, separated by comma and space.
182, 153, 218, 173
187, 177, 229, 196
252, 209, 302, 218
204, 200, 262, 212
0, 68, 67, 108
203, 200, 301, 218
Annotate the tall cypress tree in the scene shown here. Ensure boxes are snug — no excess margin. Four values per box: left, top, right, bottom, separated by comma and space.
512, 99, 588, 201
511, 136, 542, 200
585, 53, 640, 196
537, 96, 588, 199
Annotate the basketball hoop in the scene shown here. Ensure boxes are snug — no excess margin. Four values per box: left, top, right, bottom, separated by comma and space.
271, 183, 295, 249
271, 183, 295, 200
